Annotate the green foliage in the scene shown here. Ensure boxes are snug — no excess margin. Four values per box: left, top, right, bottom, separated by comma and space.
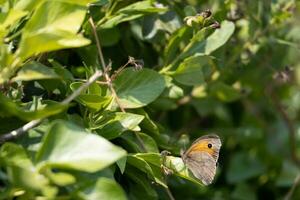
0, 0, 300, 199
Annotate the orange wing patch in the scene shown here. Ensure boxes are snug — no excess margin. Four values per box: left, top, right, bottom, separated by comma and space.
189, 141, 215, 156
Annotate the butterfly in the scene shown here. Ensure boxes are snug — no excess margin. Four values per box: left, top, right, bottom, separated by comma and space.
181, 134, 221, 185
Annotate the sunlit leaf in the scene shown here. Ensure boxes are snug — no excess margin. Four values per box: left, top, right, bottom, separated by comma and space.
12, 61, 60, 81
78, 177, 127, 200
172, 55, 211, 86
36, 120, 127, 172
0, 94, 68, 121
99, 0, 168, 29
17, 0, 90, 60
92, 112, 144, 139
113, 67, 166, 108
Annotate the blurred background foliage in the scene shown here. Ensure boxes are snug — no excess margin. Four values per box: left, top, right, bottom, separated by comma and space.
0, 0, 300, 199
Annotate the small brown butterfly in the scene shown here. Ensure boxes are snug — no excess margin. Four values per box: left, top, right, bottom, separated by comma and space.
182, 134, 221, 185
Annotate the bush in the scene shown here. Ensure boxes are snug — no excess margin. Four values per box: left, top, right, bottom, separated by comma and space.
0, 0, 299, 199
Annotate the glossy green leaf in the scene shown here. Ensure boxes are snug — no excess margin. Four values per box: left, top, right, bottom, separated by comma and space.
45, 170, 76, 186
120, 132, 159, 153
0, 9, 27, 41
276, 161, 300, 187
0, 94, 68, 121
182, 20, 235, 58
172, 55, 210, 86
0, 143, 32, 167
0, 45, 15, 83
114, 67, 166, 108
125, 166, 158, 200
99, 0, 168, 29
134, 109, 160, 135
116, 156, 127, 174
0, 143, 51, 193
7, 165, 50, 192
127, 153, 166, 187
49, 59, 74, 81
93, 112, 144, 140
17, 0, 90, 60
203, 20, 235, 54
36, 120, 127, 172
134, 153, 161, 167
76, 95, 112, 111
12, 61, 60, 81
78, 177, 127, 200
164, 27, 192, 64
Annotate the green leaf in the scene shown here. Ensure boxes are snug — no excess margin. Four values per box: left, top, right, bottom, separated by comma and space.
76, 95, 112, 111
17, 0, 90, 60
164, 76, 184, 99
36, 120, 127, 172
49, 59, 74, 81
0, 9, 27, 41
70, 82, 109, 111
92, 112, 144, 140
172, 55, 210, 86
120, 132, 159, 153
12, 61, 60, 81
182, 20, 235, 58
134, 153, 161, 167
0, 143, 51, 193
0, 45, 15, 84
276, 161, 300, 187
114, 67, 166, 108
125, 166, 158, 200
127, 153, 166, 187
203, 20, 235, 54
164, 26, 192, 64
90, 0, 109, 6
45, 170, 76, 186
0, 143, 32, 167
78, 177, 127, 200
99, 0, 168, 29
7, 165, 50, 192
116, 156, 127, 174
209, 82, 241, 102
134, 109, 160, 135
98, 27, 121, 47
0, 94, 68, 121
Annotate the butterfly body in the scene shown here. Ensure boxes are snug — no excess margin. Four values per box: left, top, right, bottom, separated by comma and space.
182, 134, 221, 185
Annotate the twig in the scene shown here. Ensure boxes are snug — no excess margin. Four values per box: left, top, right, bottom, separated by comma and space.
111, 59, 131, 80
88, 17, 106, 70
0, 70, 103, 145
284, 174, 300, 200
267, 85, 300, 166
73, 78, 108, 85
88, 16, 125, 113
165, 187, 176, 200
0, 119, 42, 144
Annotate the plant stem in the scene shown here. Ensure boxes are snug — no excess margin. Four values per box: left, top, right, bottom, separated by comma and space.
165, 187, 175, 200
284, 174, 300, 200
267, 85, 300, 166
88, 16, 125, 113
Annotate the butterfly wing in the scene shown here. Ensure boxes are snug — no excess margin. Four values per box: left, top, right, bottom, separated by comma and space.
184, 151, 216, 185
182, 134, 221, 185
